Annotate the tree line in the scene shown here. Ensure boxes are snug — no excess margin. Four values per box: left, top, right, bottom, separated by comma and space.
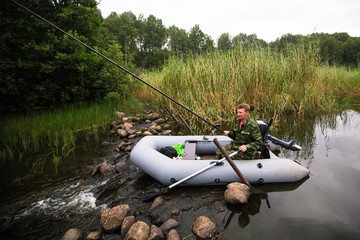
1, 0, 359, 115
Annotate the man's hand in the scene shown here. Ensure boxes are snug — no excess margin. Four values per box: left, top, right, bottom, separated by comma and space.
224, 131, 230, 136
239, 145, 247, 152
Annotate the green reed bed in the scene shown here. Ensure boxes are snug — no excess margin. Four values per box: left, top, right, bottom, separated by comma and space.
0, 99, 135, 163
140, 45, 359, 132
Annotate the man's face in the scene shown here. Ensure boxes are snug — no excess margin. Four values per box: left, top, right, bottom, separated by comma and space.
237, 108, 249, 120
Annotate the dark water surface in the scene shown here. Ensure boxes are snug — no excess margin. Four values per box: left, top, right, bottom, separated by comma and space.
0, 110, 359, 240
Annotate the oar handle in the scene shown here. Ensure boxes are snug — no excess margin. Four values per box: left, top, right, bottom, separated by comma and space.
142, 150, 240, 202
213, 138, 252, 188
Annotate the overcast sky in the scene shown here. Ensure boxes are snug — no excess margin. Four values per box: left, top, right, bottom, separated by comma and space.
97, 0, 360, 43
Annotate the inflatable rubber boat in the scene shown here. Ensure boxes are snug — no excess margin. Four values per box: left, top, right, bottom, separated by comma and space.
130, 122, 310, 186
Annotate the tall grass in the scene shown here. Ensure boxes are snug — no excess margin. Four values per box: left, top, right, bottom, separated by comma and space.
0, 98, 140, 163
138, 44, 360, 131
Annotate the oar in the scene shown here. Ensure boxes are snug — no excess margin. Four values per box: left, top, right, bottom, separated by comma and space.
142, 150, 240, 202
213, 138, 252, 188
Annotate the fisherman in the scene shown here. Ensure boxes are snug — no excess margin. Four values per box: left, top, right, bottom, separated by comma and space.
217, 103, 262, 160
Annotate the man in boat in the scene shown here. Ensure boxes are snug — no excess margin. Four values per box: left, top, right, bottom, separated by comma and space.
217, 103, 263, 160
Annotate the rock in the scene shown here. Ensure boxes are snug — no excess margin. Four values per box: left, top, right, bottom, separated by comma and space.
136, 131, 143, 136
148, 225, 165, 240
160, 219, 179, 233
167, 229, 181, 240
128, 134, 136, 139
150, 129, 158, 135
150, 125, 162, 132
127, 129, 137, 135
101, 141, 114, 146
146, 113, 160, 120
154, 118, 166, 125
101, 204, 130, 232
114, 111, 126, 119
163, 124, 171, 129
145, 119, 152, 123
149, 196, 165, 212
161, 130, 172, 136
121, 216, 136, 238
143, 131, 153, 136
141, 127, 148, 132
148, 196, 171, 225
124, 122, 133, 128
91, 163, 113, 176
115, 162, 129, 173
192, 216, 216, 239
224, 182, 251, 204
124, 221, 150, 240
61, 228, 83, 240
171, 209, 182, 216
86, 230, 101, 240
124, 145, 132, 151
117, 129, 128, 138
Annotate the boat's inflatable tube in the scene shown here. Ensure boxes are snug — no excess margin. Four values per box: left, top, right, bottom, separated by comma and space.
130, 135, 310, 186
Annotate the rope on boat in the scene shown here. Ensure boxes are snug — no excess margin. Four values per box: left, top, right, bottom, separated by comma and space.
11, 0, 224, 134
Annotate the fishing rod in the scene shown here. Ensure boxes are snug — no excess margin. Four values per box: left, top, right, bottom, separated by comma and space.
11, 0, 224, 134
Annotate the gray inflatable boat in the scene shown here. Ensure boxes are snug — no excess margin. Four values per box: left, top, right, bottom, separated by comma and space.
130, 135, 310, 186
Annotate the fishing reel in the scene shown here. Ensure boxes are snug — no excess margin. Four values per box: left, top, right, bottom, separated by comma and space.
210, 124, 221, 136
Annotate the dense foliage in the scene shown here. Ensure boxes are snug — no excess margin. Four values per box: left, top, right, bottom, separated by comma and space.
1, 0, 359, 115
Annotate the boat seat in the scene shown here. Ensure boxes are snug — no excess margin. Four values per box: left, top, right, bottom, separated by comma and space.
183, 142, 196, 160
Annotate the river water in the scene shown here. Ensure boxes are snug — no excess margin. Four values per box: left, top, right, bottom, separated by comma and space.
0, 110, 359, 240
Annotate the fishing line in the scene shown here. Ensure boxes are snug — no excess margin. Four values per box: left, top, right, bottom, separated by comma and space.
11, 0, 223, 134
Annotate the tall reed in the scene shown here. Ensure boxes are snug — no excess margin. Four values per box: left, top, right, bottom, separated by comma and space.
0, 99, 138, 163
139, 44, 359, 131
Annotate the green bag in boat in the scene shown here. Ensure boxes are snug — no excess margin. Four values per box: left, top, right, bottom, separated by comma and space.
172, 143, 184, 157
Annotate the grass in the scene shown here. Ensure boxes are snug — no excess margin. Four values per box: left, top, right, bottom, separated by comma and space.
0, 98, 141, 164
137, 44, 360, 132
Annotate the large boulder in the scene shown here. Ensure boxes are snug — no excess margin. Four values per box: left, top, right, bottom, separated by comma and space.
124, 221, 150, 240
61, 228, 83, 240
224, 182, 251, 204
192, 216, 216, 239
100, 204, 130, 232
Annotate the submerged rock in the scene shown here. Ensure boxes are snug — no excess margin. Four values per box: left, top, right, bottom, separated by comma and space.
192, 216, 216, 239
91, 163, 113, 177
61, 228, 83, 240
101, 204, 130, 232
159, 218, 179, 233
115, 162, 129, 173
224, 182, 251, 204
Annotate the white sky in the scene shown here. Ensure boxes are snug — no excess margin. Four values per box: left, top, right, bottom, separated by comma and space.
97, 0, 360, 43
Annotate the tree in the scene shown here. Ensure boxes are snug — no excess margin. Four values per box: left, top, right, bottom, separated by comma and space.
217, 33, 232, 51
188, 24, 214, 54
137, 14, 168, 68
168, 25, 189, 55
0, 0, 104, 114
102, 11, 139, 64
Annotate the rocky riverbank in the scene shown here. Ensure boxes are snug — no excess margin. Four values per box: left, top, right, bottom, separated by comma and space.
61, 111, 250, 240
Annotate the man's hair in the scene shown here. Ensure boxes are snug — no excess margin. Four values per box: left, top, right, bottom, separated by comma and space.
237, 103, 250, 112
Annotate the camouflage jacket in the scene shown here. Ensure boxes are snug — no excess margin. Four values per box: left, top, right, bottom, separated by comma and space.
228, 117, 263, 157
